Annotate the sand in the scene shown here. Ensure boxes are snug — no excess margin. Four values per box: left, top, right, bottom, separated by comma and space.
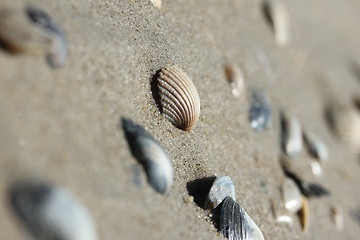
0, 0, 360, 239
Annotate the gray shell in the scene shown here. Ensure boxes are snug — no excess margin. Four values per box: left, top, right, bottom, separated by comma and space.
281, 178, 302, 213
156, 64, 201, 131
205, 175, 236, 209
220, 197, 264, 240
249, 89, 272, 132
8, 181, 97, 240
303, 130, 329, 162
0, 5, 67, 68
122, 118, 173, 194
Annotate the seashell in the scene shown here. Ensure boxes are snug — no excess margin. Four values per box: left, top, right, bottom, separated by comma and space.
249, 89, 272, 132
150, 0, 162, 9
262, 0, 290, 46
220, 197, 264, 240
271, 200, 293, 225
0, 5, 67, 68
122, 118, 173, 194
280, 111, 303, 157
281, 156, 330, 197
309, 160, 322, 177
8, 180, 98, 240
224, 65, 245, 98
303, 130, 329, 162
325, 104, 360, 153
298, 195, 309, 232
330, 205, 344, 232
154, 64, 201, 131
281, 178, 302, 213
205, 175, 236, 209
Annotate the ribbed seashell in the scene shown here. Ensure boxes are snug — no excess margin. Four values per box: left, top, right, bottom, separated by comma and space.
8, 180, 98, 240
262, 0, 290, 46
281, 156, 330, 197
330, 205, 344, 232
280, 112, 303, 157
155, 64, 201, 131
249, 89, 272, 132
325, 104, 360, 153
150, 0, 162, 9
0, 5, 67, 68
303, 130, 329, 162
205, 175, 236, 209
220, 197, 264, 240
122, 118, 173, 194
281, 178, 302, 213
224, 65, 245, 98
299, 195, 309, 232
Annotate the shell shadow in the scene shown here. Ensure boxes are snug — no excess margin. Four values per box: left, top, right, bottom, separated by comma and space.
150, 69, 163, 113
262, 1, 274, 31
323, 104, 336, 135
186, 176, 216, 209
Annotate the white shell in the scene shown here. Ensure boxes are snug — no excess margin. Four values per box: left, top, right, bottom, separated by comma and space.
150, 0, 162, 9
281, 178, 302, 213
9, 181, 98, 240
330, 205, 344, 232
224, 65, 245, 98
156, 65, 201, 131
303, 131, 329, 162
205, 175, 236, 209
263, 0, 290, 46
281, 112, 303, 157
271, 200, 293, 226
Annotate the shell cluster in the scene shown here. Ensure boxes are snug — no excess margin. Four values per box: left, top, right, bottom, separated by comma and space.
8, 180, 98, 240
0, 5, 67, 68
154, 64, 201, 131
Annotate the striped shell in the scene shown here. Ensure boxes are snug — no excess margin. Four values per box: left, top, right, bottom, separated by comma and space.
156, 65, 200, 131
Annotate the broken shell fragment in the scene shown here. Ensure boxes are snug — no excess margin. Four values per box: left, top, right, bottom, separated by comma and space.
122, 118, 173, 194
249, 89, 272, 132
154, 64, 201, 131
262, 0, 290, 46
205, 175, 236, 209
303, 131, 329, 162
281, 178, 302, 213
330, 206, 344, 232
224, 65, 245, 98
0, 5, 67, 68
298, 195, 309, 232
281, 112, 303, 157
150, 0, 162, 9
8, 180, 98, 240
220, 197, 264, 240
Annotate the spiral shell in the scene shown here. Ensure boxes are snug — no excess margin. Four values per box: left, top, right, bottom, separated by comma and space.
155, 65, 201, 131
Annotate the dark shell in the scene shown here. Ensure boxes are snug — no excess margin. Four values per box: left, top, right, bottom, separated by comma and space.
249, 89, 272, 131
122, 118, 173, 194
220, 197, 264, 240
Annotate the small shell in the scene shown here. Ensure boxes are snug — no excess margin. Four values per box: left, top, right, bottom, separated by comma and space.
309, 160, 322, 177
249, 89, 272, 131
271, 200, 293, 225
220, 197, 264, 240
205, 175, 236, 209
303, 131, 329, 162
262, 0, 290, 46
122, 118, 173, 194
150, 0, 162, 9
325, 104, 360, 153
155, 64, 201, 131
330, 206, 344, 232
224, 65, 245, 98
298, 195, 309, 232
281, 178, 302, 213
0, 5, 67, 68
8, 180, 98, 240
281, 112, 303, 157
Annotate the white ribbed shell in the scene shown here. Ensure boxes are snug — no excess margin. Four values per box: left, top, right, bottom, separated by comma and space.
157, 65, 200, 131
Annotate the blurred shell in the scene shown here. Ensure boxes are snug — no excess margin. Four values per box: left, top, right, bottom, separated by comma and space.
122, 118, 173, 194
271, 200, 293, 225
281, 112, 303, 157
205, 175, 236, 209
330, 205, 344, 232
309, 160, 322, 177
220, 197, 264, 240
326, 104, 360, 152
299, 195, 309, 232
224, 65, 245, 98
0, 5, 67, 68
249, 89, 272, 131
156, 64, 201, 131
263, 0, 290, 46
303, 130, 329, 162
8, 180, 98, 240
150, 0, 162, 9
281, 178, 302, 213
